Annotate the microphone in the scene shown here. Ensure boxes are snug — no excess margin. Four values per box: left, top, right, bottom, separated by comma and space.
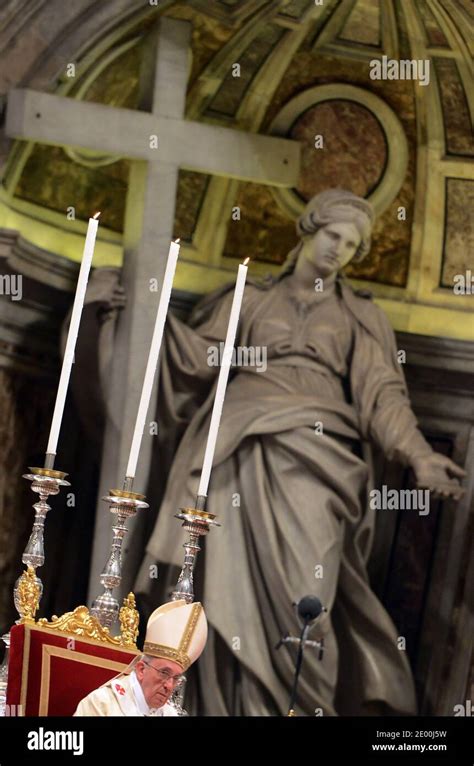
284, 596, 325, 715
297, 595, 323, 623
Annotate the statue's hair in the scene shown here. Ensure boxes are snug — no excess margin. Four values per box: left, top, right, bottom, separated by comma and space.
276, 242, 304, 282
277, 189, 375, 281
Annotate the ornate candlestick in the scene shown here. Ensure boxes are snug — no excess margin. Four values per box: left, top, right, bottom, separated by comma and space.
13, 213, 101, 619
167, 494, 219, 715
13, 467, 70, 622
91, 486, 148, 629
171, 494, 220, 604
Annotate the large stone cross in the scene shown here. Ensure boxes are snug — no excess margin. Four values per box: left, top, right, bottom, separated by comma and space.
5, 17, 299, 602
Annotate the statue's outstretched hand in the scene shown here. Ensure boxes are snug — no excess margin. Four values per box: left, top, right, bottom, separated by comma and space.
412, 453, 466, 501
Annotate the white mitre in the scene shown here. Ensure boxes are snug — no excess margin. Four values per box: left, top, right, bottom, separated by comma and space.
143, 599, 208, 672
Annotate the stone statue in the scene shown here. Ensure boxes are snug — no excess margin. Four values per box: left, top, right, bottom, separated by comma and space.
70, 189, 465, 716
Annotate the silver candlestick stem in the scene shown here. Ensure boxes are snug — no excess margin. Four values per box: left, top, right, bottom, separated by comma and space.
168, 495, 220, 716
91, 487, 148, 629
13, 467, 70, 622
169, 675, 188, 716
171, 494, 220, 603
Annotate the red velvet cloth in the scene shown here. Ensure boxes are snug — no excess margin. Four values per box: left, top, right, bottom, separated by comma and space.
6, 623, 138, 716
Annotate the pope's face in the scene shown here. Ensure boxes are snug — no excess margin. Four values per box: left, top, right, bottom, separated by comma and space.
135, 657, 184, 708
301, 221, 362, 277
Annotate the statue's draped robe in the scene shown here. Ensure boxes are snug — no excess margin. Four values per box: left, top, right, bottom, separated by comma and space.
75, 273, 432, 716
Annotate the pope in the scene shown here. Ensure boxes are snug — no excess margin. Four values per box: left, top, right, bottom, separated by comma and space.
74, 600, 207, 716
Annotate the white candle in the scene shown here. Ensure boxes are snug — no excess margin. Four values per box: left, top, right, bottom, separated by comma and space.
125, 239, 180, 479
46, 213, 100, 457
198, 258, 249, 498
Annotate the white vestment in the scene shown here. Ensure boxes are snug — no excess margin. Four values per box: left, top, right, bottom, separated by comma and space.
74, 671, 178, 717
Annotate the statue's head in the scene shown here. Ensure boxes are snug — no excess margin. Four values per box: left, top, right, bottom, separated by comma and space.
279, 189, 375, 279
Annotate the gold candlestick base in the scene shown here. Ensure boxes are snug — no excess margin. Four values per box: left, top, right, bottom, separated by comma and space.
36, 593, 140, 648
16, 566, 41, 624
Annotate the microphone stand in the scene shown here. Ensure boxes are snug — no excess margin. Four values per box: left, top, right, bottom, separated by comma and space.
276, 607, 326, 716
288, 619, 310, 716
